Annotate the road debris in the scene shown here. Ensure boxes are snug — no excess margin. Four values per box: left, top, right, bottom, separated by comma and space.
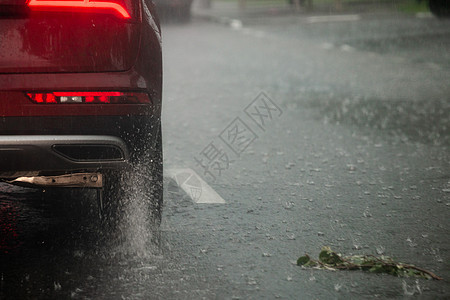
297, 246, 442, 280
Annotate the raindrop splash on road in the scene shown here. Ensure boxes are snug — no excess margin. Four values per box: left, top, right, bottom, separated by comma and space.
113, 164, 161, 259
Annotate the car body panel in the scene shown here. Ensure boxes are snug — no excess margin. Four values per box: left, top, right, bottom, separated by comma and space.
0, 16, 141, 73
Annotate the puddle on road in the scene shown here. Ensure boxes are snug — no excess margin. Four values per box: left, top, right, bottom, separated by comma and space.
302, 92, 450, 146
0, 180, 227, 299
342, 33, 450, 68
0, 181, 165, 299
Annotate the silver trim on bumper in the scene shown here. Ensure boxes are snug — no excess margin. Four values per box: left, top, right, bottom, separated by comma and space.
0, 135, 129, 178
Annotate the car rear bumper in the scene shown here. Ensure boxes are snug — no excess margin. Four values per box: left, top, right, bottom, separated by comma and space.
0, 135, 130, 179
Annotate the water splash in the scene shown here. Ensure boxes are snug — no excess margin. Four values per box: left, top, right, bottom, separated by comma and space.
110, 161, 162, 259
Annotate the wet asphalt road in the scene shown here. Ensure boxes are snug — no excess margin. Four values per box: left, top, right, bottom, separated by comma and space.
1, 11, 450, 299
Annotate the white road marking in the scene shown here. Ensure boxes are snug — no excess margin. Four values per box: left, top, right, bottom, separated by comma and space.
305, 14, 360, 24
340, 44, 355, 52
230, 19, 243, 30
166, 168, 226, 204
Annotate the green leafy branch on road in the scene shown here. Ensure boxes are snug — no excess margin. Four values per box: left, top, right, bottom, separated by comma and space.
297, 246, 443, 280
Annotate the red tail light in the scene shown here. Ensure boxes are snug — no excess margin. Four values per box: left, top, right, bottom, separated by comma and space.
27, 0, 132, 19
26, 92, 151, 104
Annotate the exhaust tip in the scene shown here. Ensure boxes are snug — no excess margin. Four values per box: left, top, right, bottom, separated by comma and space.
53, 144, 125, 161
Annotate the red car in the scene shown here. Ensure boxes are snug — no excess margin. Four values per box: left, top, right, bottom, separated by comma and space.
0, 0, 163, 223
